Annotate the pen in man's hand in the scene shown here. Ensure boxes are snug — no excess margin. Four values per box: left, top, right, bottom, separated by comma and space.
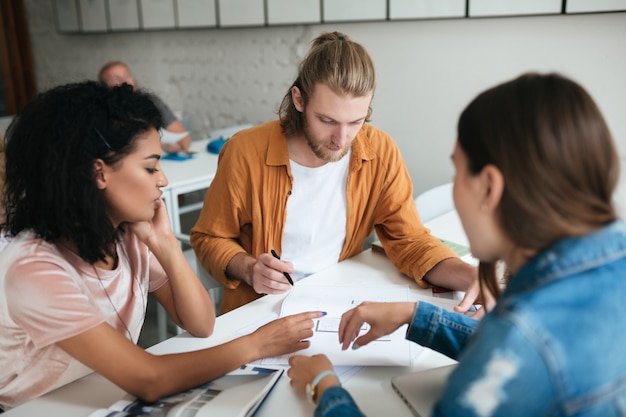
270, 249, 294, 286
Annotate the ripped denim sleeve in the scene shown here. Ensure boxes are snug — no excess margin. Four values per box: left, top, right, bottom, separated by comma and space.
406, 302, 478, 359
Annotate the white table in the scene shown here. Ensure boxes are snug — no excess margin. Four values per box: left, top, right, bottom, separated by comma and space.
4, 214, 469, 417
160, 138, 219, 236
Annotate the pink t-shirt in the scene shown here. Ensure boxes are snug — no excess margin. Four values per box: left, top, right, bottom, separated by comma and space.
0, 230, 168, 409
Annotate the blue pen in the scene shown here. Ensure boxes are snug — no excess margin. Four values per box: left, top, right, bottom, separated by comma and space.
270, 249, 294, 286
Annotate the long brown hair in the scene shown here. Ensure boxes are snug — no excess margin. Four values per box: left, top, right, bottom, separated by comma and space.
278, 31, 376, 137
457, 73, 619, 299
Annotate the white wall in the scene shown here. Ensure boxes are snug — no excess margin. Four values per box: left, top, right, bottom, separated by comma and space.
358, 14, 626, 194
23, 1, 626, 199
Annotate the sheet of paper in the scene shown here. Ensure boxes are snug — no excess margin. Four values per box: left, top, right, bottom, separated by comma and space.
159, 128, 189, 144
236, 312, 279, 337
257, 285, 415, 366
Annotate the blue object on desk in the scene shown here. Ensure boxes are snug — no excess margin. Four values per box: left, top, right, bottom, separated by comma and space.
162, 153, 195, 161
207, 137, 228, 154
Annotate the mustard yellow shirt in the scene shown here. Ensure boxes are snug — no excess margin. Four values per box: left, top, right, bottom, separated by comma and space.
190, 120, 456, 313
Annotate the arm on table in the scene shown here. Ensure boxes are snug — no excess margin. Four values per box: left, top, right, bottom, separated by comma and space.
161, 119, 191, 154
58, 310, 323, 403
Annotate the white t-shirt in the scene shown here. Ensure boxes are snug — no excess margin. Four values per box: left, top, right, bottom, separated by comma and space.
281, 150, 350, 279
0, 230, 168, 409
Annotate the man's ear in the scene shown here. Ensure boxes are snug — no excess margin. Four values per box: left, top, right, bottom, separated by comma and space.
480, 164, 504, 211
94, 159, 107, 190
291, 86, 305, 113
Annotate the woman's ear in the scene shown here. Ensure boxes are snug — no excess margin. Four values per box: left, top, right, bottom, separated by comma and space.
291, 86, 305, 113
94, 159, 107, 190
480, 164, 504, 212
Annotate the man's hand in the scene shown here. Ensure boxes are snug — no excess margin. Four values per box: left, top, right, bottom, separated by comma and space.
226, 252, 295, 294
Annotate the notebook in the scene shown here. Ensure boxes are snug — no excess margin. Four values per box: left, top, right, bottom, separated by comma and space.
88, 365, 283, 417
391, 364, 456, 417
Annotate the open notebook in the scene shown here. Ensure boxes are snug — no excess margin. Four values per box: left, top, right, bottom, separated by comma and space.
88, 365, 283, 417
391, 364, 456, 417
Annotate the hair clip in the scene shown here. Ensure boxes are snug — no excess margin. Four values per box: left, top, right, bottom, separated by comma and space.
94, 128, 112, 150
338, 35, 345, 41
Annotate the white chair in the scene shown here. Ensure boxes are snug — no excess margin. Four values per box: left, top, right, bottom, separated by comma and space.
193, 254, 223, 313
156, 234, 223, 340
415, 182, 454, 223
175, 233, 223, 313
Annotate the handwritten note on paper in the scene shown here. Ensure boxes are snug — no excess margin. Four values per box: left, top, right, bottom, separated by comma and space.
257, 285, 416, 366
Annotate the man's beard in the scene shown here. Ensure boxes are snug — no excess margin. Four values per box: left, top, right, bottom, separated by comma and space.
303, 122, 351, 163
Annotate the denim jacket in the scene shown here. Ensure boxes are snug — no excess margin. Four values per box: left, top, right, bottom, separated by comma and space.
316, 220, 626, 416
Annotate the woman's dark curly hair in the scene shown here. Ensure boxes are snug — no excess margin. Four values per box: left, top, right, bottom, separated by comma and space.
1, 81, 162, 263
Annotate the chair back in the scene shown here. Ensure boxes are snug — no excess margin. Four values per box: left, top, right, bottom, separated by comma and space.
415, 182, 454, 223
177, 233, 223, 314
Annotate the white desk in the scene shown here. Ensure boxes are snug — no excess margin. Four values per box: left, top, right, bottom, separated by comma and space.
4, 214, 468, 417
160, 138, 219, 236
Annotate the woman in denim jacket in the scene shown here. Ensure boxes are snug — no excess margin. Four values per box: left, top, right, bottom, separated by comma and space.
287, 72, 626, 417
